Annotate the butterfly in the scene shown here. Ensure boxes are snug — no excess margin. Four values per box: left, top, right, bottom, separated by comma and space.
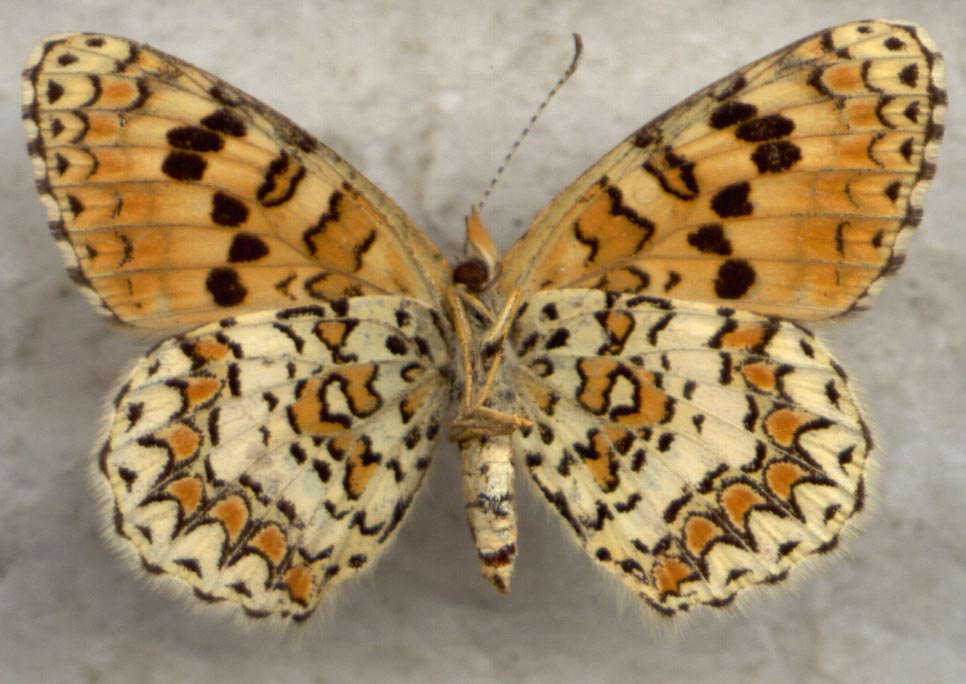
22, 21, 944, 622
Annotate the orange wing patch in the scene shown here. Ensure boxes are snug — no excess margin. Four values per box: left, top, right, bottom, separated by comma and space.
575, 358, 670, 427
208, 495, 250, 544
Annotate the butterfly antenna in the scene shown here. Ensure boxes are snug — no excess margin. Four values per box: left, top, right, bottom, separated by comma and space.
475, 33, 583, 212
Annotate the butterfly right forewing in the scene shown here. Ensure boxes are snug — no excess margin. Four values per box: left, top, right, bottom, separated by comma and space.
498, 21, 945, 321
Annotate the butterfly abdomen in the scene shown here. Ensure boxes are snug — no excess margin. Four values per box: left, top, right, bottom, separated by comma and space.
460, 435, 518, 592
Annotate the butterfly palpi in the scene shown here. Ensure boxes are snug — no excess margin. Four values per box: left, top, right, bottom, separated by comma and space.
22, 21, 944, 621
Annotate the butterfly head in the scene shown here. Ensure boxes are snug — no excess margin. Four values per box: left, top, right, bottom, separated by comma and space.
454, 208, 501, 292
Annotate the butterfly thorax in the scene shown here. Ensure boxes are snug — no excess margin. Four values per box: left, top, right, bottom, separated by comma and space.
448, 211, 531, 443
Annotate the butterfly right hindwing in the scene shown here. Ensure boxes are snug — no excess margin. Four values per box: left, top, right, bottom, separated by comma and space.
510, 290, 870, 614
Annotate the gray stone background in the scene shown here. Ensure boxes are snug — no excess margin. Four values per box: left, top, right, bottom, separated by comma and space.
1, 1, 963, 682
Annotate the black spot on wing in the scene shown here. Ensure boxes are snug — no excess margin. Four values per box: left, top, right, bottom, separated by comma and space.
162, 151, 206, 181
206, 267, 247, 306
385, 335, 408, 355
711, 182, 753, 218
544, 329, 570, 350
898, 63, 919, 88
201, 108, 247, 137
687, 224, 732, 255
46, 80, 65, 105
211, 192, 249, 227
714, 260, 756, 299
735, 114, 795, 142
751, 141, 801, 173
903, 100, 920, 123
167, 126, 224, 152
884, 181, 903, 203
709, 101, 758, 129
228, 234, 270, 263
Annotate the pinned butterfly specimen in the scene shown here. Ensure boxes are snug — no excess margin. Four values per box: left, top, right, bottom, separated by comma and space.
22, 21, 944, 621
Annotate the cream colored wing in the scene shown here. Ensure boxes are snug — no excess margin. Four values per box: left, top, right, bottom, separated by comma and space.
498, 21, 944, 321
511, 290, 869, 615
23, 34, 451, 330
99, 297, 450, 620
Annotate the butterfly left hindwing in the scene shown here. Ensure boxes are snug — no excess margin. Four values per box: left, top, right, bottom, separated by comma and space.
102, 298, 450, 620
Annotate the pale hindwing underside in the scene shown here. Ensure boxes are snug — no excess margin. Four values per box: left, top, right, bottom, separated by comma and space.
23, 34, 450, 329
511, 290, 870, 615
499, 21, 945, 321
100, 297, 449, 620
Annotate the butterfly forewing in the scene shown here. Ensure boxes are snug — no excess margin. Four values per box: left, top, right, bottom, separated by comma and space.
510, 290, 870, 614
498, 21, 945, 321
23, 33, 451, 330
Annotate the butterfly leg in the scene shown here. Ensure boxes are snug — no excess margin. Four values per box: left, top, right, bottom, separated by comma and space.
474, 288, 523, 406
445, 285, 481, 417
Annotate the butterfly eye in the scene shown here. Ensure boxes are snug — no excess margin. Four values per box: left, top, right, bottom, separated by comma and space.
452, 258, 490, 292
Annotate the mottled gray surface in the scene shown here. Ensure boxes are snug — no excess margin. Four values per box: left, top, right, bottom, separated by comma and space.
1, 1, 963, 682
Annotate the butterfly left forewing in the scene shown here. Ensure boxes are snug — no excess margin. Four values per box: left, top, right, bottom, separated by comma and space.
510, 290, 870, 615
23, 33, 451, 330
498, 21, 944, 321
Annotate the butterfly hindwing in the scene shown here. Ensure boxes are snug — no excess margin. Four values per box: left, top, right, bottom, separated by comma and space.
498, 21, 945, 321
511, 290, 870, 614
99, 297, 450, 619
23, 33, 451, 330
